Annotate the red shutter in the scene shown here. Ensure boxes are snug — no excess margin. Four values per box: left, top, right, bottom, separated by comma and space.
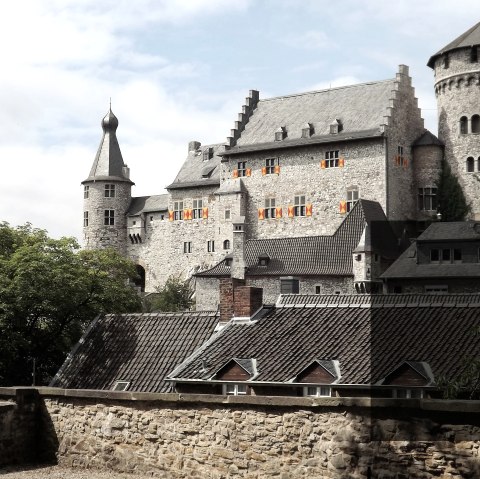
168, 211, 174, 221
339, 158, 345, 168
246, 168, 252, 177
184, 209, 192, 220
202, 207, 208, 219
340, 201, 347, 214
288, 206, 294, 218
306, 204, 313, 216
233, 169, 238, 178
274, 165, 281, 175
275, 207, 283, 218
261, 167, 267, 175
258, 208, 265, 220
321, 160, 326, 169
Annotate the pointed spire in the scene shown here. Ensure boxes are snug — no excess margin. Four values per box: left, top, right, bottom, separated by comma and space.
83, 106, 133, 184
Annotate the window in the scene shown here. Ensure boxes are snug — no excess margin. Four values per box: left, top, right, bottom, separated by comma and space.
275, 127, 286, 141
430, 249, 439, 262
325, 150, 339, 168
112, 381, 130, 391
315, 285, 321, 295
471, 47, 478, 63
225, 209, 231, 220
265, 197, 276, 218
453, 248, 462, 262
105, 184, 116, 198
104, 209, 114, 226
442, 249, 451, 262
330, 119, 342, 134
302, 123, 313, 138
183, 241, 192, 253
84, 185, 89, 199
467, 157, 475, 172
393, 285, 402, 294
265, 158, 277, 174
223, 239, 230, 250
346, 188, 359, 212
443, 53, 449, 69
150, 215, 154, 222
425, 285, 448, 293
193, 199, 203, 219
174, 201, 184, 220
418, 187, 437, 211
207, 240, 215, 252
224, 383, 248, 395
460, 116, 468, 134
294, 195, 306, 216
203, 147, 213, 161
237, 161, 247, 177
280, 277, 299, 294
392, 388, 423, 399
472, 115, 480, 134
83, 211, 88, 227
304, 386, 331, 397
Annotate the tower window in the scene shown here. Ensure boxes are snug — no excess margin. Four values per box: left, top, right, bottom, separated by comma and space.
346, 188, 359, 212
443, 54, 449, 69
472, 115, 480, 134
83, 211, 88, 227
104, 209, 115, 226
460, 116, 468, 134
471, 47, 478, 63
105, 184, 116, 198
418, 187, 437, 211
84, 185, 89, 199
467, 157, 475, 172
294, 195, 306, 217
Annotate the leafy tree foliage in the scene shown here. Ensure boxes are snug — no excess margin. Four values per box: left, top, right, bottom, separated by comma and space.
146, 275, 194, 312
0, 222, 141, 386
436, 159, 470, 221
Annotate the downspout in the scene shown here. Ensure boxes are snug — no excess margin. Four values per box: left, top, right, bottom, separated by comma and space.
384, 136, 389, 218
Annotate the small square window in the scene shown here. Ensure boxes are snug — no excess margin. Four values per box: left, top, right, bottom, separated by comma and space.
105, 184, 116, 198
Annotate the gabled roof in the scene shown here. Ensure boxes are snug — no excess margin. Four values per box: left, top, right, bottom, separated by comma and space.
294, 359, 340, 383
197, 200, 398, 278
50, 311, 219, 393
213, 358, 257, 379
412, 130, 444, 147
229, 79, 396, 149
127, 194, 169, 215
379, 361, 435, 386
418, 221, 480, 241
166, 143, 223, 190
168, 294, 480, 386
428, 21, 480, 68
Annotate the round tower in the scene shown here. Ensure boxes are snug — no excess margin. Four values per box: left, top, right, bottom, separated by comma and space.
82, 108, 134, 254
428, 22, 480, 218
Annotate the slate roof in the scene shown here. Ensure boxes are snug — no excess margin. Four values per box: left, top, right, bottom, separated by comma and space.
50, 311, 219, 393
197, 200, 398, 278
412, 130, 444, 147
127, 194, 169, 215
226, 79, 396, 151
418, 221, 480, 241
166, 143, 223, 190
168, 294, 480, 386
428, 21, 480, 68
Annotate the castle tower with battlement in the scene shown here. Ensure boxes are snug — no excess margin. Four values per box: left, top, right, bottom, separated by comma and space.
428, 21, 480, 218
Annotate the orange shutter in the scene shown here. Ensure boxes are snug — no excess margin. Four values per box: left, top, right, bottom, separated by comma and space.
274, 165, 281, 174
261, 167, 267, 175
339, 158, 345, 168
184, 209, 191, 220
233, 169, 238, 178
339, 201, 347, 214
258, 208, 265, 220
306, 204, 313, 216
202, 207, 208, 219
246, 168, 252, 177
275, 207, 283, 218
168, 211, 174, 221
288, 206, 294, 218
321, 159, 326, 169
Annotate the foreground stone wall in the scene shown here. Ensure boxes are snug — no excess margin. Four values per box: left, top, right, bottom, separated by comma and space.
1, 389, 478, 478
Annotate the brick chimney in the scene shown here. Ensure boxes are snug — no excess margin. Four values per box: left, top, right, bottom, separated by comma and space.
219, 280, 263, 323
231, 216, 246, 280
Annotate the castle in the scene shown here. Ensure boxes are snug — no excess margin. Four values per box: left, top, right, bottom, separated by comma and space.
81, 22, 480, 305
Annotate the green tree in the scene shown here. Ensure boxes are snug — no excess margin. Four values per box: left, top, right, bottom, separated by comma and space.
436, 159, 470, 221
146, 275, 194, 312
0, 222, 142, 386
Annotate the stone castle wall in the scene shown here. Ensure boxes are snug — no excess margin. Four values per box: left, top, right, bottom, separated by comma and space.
1, 388, 479, 478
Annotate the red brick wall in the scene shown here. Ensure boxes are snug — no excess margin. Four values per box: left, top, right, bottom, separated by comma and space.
233, 286, 263, 317
219, 278, 245, 322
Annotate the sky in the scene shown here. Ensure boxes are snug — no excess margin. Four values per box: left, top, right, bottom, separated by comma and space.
0, 0, 478, 240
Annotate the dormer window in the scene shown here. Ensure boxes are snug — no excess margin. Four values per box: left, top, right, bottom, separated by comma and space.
258, 253, 270, 267
203, 147, 213, 161
112, 381, 130, 391
275, 126, 286, 141
330, 119, 342, 134
301, 123, 313, 138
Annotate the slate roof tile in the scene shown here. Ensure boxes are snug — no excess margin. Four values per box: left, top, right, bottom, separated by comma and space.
127, 194, 169, 215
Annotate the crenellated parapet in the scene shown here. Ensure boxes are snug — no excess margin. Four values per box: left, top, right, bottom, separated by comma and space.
225, 90, 259, 148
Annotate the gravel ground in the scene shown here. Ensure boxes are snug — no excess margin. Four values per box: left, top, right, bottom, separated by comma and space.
0, 465, 157, 478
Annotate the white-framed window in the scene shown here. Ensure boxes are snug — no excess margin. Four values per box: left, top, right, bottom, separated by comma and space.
425, 285, 448, 293
392, 388, 423, 399
237, 161, 247, 177
84, 185, 89, 199
265, 197, 276, 218
418, 187, 437, 211
174, 201, 184, 221
303, 386, 331, 397
183, 241, 192, 253
104, 209, 114, 226
294, 195, 306, 217
346, 188, 359, 212
193, 199, 203, 219
223, 383, 248, 396
83, 211, 88, 227
105, 184, 116, 198
112, 381, 130, 391
325, 150, 339, 168
207, 240, 215, 252
265, 158, 277, 174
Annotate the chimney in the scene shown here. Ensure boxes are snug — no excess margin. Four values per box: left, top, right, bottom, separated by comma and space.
231, 216, 246, 280
188, 140, 201, 152
219, 277, 245, 323
233, 286, 263, 319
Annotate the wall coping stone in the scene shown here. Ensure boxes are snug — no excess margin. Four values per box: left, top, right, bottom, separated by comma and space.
0, 387, 479, 413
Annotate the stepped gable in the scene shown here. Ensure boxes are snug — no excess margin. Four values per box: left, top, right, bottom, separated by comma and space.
50, 311, 219, 393
231, 79, 396, 149
168, 294, 480, 386
196, 200, 397, 278
428, 21, 480, 67
127, 194, 168, 215
166, 143, 224, 190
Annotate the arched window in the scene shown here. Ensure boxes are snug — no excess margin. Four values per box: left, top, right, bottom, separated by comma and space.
471, 115, 480, 134
460, 116, 468, 134
223, 239, 230, 250
467, 157, 475, 172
